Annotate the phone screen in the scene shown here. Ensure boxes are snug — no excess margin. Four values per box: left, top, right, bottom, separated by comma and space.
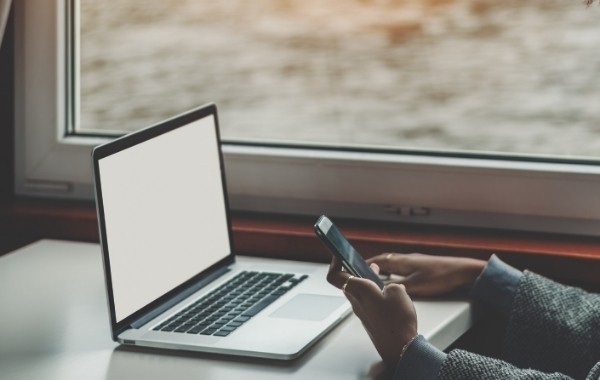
315, 215, 385, 290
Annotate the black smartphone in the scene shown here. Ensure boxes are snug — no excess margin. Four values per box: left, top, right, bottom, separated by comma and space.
314, 215, 385, 290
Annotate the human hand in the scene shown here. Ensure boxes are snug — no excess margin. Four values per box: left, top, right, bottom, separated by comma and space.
368, 253, 486, 297
327, 257, 417, 368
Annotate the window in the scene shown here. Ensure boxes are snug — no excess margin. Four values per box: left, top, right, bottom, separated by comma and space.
15, 0, 600, 236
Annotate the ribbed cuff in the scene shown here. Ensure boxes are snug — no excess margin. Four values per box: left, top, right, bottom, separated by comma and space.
469, 254, 522, 319
393, 335, 447, 380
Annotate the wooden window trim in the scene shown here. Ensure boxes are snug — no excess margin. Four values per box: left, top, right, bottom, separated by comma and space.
1, 198, 599, 291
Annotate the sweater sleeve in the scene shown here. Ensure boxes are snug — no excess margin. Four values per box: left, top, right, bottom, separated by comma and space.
439, 349, 586, 379
393, 335, 446, 380
395, 338, 600, 380
469, 254, 522, 319
501, 270, 600, 379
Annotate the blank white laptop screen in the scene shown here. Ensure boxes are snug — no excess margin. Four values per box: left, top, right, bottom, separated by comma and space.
97, 115, 231, 323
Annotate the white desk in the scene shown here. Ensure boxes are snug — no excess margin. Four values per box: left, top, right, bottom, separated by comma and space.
0, 240, 474, 380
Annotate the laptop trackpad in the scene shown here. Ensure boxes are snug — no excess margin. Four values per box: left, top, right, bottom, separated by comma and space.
269, 294, 347, 321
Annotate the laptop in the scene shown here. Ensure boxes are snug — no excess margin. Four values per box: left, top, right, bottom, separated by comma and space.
92, 103, 351, 360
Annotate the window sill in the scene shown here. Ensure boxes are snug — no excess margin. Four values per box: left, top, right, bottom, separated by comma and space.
1, 197, 599, 291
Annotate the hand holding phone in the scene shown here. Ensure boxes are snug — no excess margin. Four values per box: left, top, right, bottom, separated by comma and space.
314, 215, 385, 290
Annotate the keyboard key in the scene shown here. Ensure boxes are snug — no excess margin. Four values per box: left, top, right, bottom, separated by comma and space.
155, 321, 170, 329
188, 324, 208, 334
242, 295, 280, 317
200, 328, 218, 335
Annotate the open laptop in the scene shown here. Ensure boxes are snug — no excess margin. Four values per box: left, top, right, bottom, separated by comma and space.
92, 103, 350, 360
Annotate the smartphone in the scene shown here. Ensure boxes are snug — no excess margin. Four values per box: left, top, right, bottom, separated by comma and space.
314, 215, 385, 290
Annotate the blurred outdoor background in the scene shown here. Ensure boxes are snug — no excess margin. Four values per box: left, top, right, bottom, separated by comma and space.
79, 0, 600, 157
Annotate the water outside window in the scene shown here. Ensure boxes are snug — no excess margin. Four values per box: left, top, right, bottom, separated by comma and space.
79, 0, 600, 157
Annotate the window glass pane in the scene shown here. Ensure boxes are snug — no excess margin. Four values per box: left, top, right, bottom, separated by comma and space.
79, 0, 600, 157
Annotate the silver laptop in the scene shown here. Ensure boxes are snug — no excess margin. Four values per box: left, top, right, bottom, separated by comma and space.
92, 104, 350, 360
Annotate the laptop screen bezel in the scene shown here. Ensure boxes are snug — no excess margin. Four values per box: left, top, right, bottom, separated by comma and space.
92, 103, 236, 340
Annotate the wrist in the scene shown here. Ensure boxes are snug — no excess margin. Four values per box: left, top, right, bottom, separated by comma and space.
458, 258, 486, 289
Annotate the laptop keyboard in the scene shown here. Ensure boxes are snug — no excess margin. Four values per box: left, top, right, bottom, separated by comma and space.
153, 271, 308, 337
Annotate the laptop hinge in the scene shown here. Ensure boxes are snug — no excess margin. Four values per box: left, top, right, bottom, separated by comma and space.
130, 266, 231, 329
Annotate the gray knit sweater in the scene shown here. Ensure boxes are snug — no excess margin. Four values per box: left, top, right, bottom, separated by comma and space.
394, 257, 600, 379
440, 269, 600, 379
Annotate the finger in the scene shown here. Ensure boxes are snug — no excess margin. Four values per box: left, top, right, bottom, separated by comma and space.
370, 263, 380, 275
331, 255, 343, 271
394, 272, 441, 297
342, 279, 380, 330
368, 252, 405, 273
327, 256, 352, 289
368, 253, 417, 276
382, 283, 410, 300
368, 253, 401, 274
343, 276, 383, 307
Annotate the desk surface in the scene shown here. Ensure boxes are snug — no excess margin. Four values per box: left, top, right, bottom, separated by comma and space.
0, 240, 473, 380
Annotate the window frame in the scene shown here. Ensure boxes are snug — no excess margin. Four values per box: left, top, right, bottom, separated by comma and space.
14, 0, 600, 237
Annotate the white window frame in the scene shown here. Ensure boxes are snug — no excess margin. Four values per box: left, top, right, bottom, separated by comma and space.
14, 0, 600, 236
